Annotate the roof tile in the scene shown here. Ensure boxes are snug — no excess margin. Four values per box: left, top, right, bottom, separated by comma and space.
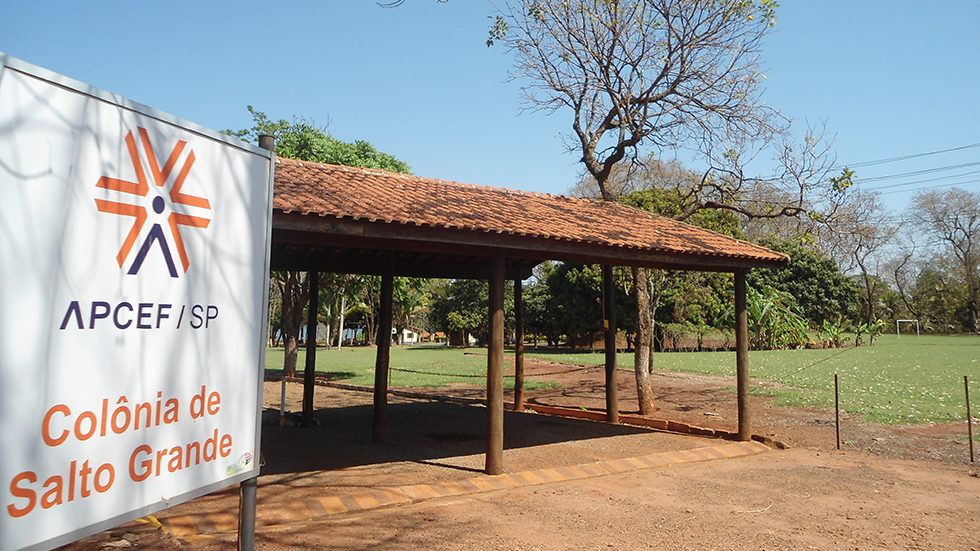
273, 157, 787, 265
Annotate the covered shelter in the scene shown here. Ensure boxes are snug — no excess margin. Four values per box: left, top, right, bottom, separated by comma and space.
269, 156, 788, 475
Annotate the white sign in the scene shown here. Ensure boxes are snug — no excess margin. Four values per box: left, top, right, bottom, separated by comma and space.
0, 54, 272, 551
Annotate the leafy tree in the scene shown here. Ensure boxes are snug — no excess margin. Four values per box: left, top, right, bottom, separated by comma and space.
392, 277, 431, 344
850, 274, 896, 335
623, 184, 742, 349
913, 265, 970, 333
318, 274, 369, 348
348, 275, 384, 345
546, 263, 603, 348
741, 284, 810, 350
623, 185, 745, 236
430, 279, 482, 345
429, 279, 515, 346
656, 270, 735, 350
522, 262, 562, 347
747, 237, 859, 327
225, 106, 412, 173
535, 263, 636, 348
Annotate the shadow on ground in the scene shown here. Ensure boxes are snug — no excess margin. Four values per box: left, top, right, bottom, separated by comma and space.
260, 400, 656, 475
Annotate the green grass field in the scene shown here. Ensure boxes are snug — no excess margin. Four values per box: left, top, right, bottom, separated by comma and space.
265, 344, 560, 391
524, 335, 980, 424
267, 335, 979, 424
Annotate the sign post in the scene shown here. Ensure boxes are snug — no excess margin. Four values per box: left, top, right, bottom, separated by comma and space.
0, 54, 273, 551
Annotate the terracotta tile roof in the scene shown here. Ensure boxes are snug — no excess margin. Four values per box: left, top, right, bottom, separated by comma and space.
273, 157, 787, 268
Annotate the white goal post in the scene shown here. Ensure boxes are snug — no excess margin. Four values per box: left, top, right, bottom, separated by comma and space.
896, 319, 920, 336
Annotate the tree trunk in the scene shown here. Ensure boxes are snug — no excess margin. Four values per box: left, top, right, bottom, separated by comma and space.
632, 266, 656, 414
283, 334, 299, 378
324, 299, 332, 350
337, 291, 346, 349
861, 271, 876, 326
281, 271, 309, 378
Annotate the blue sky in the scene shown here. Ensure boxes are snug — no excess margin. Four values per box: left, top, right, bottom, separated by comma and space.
2, 1, 978, 216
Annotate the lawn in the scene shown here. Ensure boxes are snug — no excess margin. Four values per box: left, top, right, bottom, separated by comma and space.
265, 344, 560, 391
523, 335, 980, 424
266, 335, 979, 424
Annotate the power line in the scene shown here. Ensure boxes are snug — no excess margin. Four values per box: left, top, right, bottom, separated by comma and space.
835, 142, 980, 170
879, 178, 980, 196
864, 168, 980, 191
855, 161, 980, 184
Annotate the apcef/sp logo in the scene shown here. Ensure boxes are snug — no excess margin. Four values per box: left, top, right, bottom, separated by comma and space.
94, 127, 210, 277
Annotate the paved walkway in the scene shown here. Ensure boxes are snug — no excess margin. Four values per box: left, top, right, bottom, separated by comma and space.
155, 440, 771, 541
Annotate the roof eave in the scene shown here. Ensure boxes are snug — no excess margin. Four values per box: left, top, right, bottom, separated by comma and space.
272, 210, 788, 274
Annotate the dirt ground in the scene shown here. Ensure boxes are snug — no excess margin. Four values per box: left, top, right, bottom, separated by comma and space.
60, 354, 980, 550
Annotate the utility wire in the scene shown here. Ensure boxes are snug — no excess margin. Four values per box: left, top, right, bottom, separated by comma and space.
855, 161, 980, 184
834, 142, 980, 170
879, 178, 980, 196
864, 169, 980, 191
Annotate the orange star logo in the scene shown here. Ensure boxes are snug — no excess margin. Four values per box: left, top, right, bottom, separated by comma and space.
94, 127, 210, 277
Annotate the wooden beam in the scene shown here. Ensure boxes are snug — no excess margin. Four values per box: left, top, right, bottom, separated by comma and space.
270, 242, 537, 280
373, 253, 394, 444
603, 265, 619, 424
513, 278, 525, 412
303, 271, 318, 426
735, 269, 750, 441
486, 255, 505, 475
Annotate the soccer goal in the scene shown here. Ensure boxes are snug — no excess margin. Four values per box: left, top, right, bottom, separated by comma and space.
896, 319, 920, 336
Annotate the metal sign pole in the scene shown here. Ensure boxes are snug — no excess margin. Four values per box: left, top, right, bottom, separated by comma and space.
238, 477, 258, 551
237, 134, 276, 551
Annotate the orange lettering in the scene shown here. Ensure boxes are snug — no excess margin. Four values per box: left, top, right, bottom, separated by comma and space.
7, 471, 37, 518
206, 391, 220, 415
42, 404, 70, 447
129, 445, 153, 482
220, 434, 233, 458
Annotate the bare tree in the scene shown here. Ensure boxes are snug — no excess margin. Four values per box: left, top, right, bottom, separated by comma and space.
823, 190, 898, 326
884, 234, 925, 322
495, 0, 781, 201
910, 188, 980, 333
494, 0, 851, 414
569, 156, 699, 200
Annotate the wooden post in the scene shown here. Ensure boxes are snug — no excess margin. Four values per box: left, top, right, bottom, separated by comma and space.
302, 271, 318, 426
486, 255, 505, 475
513, 278, 525, 412
966, 375, 975, 463
835, 373, 841, 450
735, 269, 750, 441
373, 253, 394, 444
602, 265, 619, 424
